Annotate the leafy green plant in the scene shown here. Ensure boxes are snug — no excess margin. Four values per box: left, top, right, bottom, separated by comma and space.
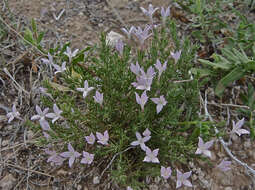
198, 46, 255, 96
34, 22, 206, 188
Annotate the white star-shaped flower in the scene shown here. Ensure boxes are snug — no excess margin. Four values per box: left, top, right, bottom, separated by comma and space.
151, 95, 167, 114
195, 137, 214, 158
46, 104, 63, 123
76, 80, 94, 99
130, 132, 151, 151
143, 147, 160, 163
231, 118, 249, 136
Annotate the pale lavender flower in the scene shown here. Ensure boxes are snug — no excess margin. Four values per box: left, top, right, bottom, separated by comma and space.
143, 147, 160, 163
140, 66, 156, 81
130, 62, 141, 76
96, 130, 109, 145
121, 26, 135, 40
41, 52, 54, 65
85, 133, 96, 145
217, 159, 231, 172
161, 6, 170, 25
231, 118, 249, 136
176, 169, 192, 189
76, 80, 94, 99
45, 149, 65, 166
60, 143, 81, 168
133, 25, 152, 47
151, 95, 167, 114
31, 105, 49, 122
171, 50, 182, 64
135, 91, 148, 111
40, 119, 51, 131
195, 137, 214, 158
64, 46, 79, 62
161, 166, 172, 180
81, 151, 94, 165
140, 4, 159, 23
132, 76, 153, 91
52, 62, 66, 74
6, 104, 21, 123
127, 187, 133, 190
154, 59, 167, 80
130, 132, 151, 151
46, 104, 63, 123
143, 128, 151, 137
132, 66, 155, 91
93, 91, 103, 106
116, 39, 124, 56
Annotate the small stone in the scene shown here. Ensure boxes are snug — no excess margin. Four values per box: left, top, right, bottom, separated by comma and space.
244, 140, 251, 148
98, 23, 104, 28
77, 184, 82, 190
210, 151, 217, 161
0, 174, 16, 190
93, 176, 100, 184
7, 125, 13, 130
27, 130, 34, 140
224, 187, 232, 190
56, 169, 68, 176
149, 184, 158, 190
106, 31, 124, 47
2, 140, 9, 146
78, 12, 84, 16
192, 174, 198, 180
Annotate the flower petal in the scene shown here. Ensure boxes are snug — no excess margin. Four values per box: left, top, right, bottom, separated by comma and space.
69, 156, 75, 168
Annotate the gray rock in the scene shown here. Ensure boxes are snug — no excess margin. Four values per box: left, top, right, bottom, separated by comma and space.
93, 176, 100, 185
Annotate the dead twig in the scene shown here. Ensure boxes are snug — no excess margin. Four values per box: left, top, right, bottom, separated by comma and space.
172, 78, 193, 83
0, 162, 54, 178
100, 146, 134, 178
3, 67, 30, 95
207, 101, 251, 110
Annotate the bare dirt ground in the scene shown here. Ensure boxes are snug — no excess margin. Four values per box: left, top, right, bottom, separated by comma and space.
0, 0, 255, 189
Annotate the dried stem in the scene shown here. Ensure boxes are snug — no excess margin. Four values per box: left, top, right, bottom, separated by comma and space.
100, 146, 134, 178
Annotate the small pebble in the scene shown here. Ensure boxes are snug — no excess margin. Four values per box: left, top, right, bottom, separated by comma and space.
2, 140, 9, 147
93, 176, 100, 185
244, 140, 251, 148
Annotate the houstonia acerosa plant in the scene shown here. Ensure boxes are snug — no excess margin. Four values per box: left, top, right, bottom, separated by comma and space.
22, 3, 255, 189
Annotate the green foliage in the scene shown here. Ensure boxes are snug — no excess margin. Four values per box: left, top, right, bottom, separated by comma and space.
198, 46, 255, 96
23, 18, 45, 53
